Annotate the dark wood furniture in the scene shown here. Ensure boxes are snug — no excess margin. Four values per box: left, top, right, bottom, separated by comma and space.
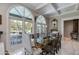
31, 31, 62, 55
41, 32, 62, 55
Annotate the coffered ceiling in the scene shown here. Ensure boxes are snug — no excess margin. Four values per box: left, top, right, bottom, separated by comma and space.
22, 3, 79, 17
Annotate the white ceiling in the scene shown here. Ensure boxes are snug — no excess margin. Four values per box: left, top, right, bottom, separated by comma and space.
55, 3, 74, 9
22, 3, 79, 17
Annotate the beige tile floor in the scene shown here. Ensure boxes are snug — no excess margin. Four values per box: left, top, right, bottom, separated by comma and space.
57, 37, 79, 55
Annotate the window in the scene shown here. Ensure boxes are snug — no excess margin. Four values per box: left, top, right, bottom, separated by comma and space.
9, 6, 33, 45
36, 15, 47, 43
36, 15, 47, 33
10, 19, 22, 45
9, 6, 32, 19
24, 22, 32, 33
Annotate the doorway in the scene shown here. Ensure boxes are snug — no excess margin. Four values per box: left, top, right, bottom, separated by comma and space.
8, 5, 33, 54
64, 20, 73, 41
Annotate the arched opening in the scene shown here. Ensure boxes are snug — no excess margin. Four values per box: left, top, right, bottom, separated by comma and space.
36, 15, 47, 43
8, 5, 33, 54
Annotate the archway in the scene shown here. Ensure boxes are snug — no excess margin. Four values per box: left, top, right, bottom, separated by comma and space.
8, 5, 33, 54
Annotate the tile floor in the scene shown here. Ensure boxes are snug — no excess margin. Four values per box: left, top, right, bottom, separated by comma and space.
57, 37, 79, 55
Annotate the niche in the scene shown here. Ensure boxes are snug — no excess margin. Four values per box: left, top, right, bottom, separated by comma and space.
51, 19, 58, 31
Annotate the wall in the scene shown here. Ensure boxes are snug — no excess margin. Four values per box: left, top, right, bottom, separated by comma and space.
0, 3, 13, 51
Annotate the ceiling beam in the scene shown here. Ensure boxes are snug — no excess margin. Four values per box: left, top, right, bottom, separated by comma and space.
43, 11, 54, 15
51, 3, 60, 15
20, 3, 41, 15
35, 3, 48, 10
60, 10, 77, 16
57, 4, 76, 11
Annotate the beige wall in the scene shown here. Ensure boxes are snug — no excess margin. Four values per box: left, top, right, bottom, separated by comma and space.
64, 20, 73, 38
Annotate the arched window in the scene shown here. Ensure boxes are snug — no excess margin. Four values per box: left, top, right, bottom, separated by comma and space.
36, 15, 47, 43
9, 6, 33, 45
36, 15, 47, 33
9, 6, 32, 19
